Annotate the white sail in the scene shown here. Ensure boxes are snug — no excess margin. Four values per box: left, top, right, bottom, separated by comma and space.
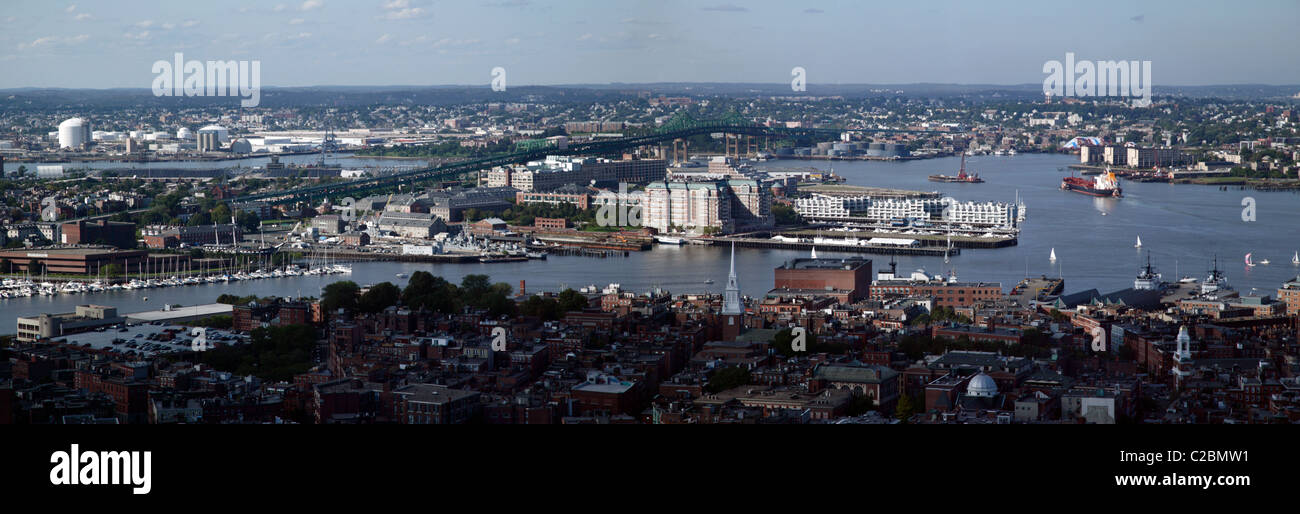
1292, 251, 1299, 265
1245, 253, 1254, 267
1050, 248, 1057, 262
1134, 235, 1142, 248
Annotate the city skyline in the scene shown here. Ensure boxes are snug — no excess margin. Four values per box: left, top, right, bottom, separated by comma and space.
3, 0, 1299, 89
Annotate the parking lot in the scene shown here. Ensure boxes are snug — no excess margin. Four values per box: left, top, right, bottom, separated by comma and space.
51, 323, 248, 358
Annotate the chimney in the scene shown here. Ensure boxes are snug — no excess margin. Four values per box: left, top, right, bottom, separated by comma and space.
519, 280, 526, 297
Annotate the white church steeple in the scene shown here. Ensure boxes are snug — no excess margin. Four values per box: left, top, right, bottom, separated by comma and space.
722, 242, 742, 316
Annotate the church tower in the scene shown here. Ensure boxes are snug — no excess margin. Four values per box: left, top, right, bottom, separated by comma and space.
721, 242, 744, 340
1173, 325, 1193, 387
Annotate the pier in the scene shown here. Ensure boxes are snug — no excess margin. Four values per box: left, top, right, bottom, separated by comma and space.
698, 236, 959, 257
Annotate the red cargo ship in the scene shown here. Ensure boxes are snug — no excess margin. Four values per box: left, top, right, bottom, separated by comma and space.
1061, 169, 1122, 197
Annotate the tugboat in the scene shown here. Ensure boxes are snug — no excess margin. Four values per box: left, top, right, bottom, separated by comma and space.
929, 153, 984, 183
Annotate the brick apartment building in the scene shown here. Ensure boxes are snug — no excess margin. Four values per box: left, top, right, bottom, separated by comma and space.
60, 220, 137, 248
771, 257, 872, 303
233, 299, 313, 332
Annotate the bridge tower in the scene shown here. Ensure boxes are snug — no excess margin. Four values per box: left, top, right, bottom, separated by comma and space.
672, 139, 689, 165
725, 133, 741, 159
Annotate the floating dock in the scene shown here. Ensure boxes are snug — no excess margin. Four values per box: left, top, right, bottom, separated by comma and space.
697, 236, 959, 256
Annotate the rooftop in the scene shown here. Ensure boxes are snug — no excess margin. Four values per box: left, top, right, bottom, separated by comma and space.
779, 257, 870, 271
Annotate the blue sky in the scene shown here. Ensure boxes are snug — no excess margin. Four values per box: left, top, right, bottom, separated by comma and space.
2, 0, 1297, 89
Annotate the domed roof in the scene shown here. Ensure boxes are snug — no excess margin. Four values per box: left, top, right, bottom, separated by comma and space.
59, 117, 86, 128
967, 372, 997, 397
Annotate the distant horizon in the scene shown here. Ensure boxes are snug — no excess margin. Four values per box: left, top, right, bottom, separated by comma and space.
4, 81, 1299, 92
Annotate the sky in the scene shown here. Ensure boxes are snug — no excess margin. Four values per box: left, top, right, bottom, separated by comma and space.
1, 0, 1298, 89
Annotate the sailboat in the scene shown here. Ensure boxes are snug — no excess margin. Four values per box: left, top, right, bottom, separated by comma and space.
943, 230, 951, 264
1134, 235, 1142, 248
1049, 248, 1057, 263
1292, 251, 1299, 265
1245, 253, 1255, 267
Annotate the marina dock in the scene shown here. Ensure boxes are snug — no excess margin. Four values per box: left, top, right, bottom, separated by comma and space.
698, 236, 959, 256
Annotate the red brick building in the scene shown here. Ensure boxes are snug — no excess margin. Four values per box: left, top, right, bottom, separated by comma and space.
871, 280, 1003, 309
233, 299, 313, 332
60, 220, 137, 248
571, 378, 644, 415
534, 217, 567, 230
772, 257, 872, 302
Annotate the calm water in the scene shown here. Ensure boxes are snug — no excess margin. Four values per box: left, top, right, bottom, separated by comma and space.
4, 153, 1299, 332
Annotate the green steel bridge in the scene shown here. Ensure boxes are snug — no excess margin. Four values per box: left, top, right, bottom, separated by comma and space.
233, 113, 948, 205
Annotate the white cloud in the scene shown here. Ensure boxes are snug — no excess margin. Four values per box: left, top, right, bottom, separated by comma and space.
21, 37, 58, 49
380, 0, 430, 20
137, 20, 154, 28
124, 31, 151, 40
400, 35, 429, 46
74, 13, 92, 21
273, 4, 288, 12
289, 18, 305, 24
577, 33, 593, 41
19, 34, 89, 49
65, 5, 77, 13
300, 0, 323, 11
376, 34, 392, 43
384, 7, 425, 19
182, 19, 200, 27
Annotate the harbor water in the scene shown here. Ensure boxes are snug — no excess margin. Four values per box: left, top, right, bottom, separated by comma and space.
3, 153, 1297, 332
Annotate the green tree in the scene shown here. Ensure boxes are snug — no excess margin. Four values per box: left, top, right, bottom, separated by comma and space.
521, 295, 561, 320
359, 282, 401, 313
187, 211, 213, 226
769, 327, 845, 356
211, 203, 233, 224
896, 394, 917, 423
101, 263, 123, 279
460, 274, 492, 305
557, 289, 589, 313
402, 271, 458, 313
706, 366, 752, 393
482, 290, 518, 317
772, 204, 803, 226
199, 324, 316, 381
217, 294, 260, 305
321, 281, 360, 313
236, 210, 261, 232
